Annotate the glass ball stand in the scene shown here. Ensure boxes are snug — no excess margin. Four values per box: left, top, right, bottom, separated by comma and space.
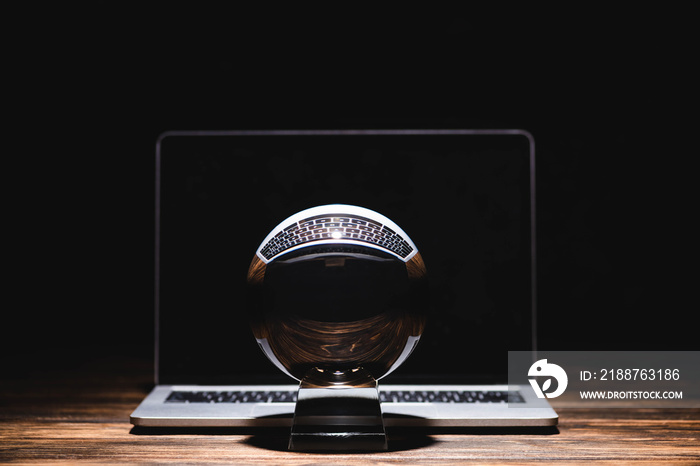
289, 366, 387, 451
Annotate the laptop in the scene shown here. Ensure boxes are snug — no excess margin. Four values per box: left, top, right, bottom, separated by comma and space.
130, 129, 558, 428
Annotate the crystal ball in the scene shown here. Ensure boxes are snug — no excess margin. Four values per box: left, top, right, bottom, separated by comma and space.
247, 205, 428, 383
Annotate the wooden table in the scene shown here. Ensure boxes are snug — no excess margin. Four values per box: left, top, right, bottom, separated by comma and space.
2, 357, 699, 464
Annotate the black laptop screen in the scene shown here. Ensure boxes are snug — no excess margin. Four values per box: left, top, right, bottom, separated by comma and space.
157, 131, 534, 384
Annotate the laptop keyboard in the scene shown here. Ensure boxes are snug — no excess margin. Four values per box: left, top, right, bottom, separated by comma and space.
259, 213, 414, 261
165, 390, 525, 404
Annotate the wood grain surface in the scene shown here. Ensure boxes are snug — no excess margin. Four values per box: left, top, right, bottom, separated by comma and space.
2, 357, 699, 464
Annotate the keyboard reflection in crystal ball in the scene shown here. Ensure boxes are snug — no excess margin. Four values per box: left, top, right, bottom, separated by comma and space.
246, 205, 428, 385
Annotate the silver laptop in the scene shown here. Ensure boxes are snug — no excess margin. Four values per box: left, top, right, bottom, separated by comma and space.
130, 129, 557, 428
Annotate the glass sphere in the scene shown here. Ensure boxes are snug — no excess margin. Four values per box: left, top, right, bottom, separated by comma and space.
246, 205, 427, 384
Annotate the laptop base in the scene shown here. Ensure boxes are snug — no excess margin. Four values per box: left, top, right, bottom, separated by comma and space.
130, 384, 558, 428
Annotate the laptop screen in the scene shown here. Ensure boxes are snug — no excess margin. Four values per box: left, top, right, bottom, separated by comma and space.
156, 130, 535, 385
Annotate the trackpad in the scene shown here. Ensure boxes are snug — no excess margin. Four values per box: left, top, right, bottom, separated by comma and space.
252, 403, 436, 420
381, 404, 437, 418
252, 404, 295, 418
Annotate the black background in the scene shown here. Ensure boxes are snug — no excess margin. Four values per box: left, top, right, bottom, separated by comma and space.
5, 9, 696, 378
